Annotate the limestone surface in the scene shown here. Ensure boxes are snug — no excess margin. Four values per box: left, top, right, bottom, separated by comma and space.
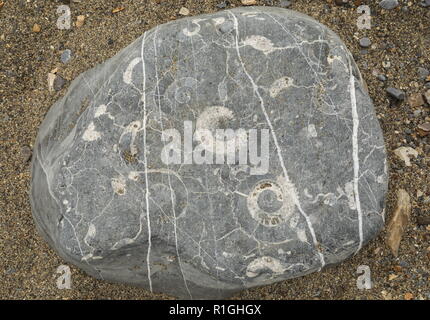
30, 7, 388, 299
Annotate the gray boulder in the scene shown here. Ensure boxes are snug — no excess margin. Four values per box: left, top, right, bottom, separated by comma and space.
30, 7, 388, 299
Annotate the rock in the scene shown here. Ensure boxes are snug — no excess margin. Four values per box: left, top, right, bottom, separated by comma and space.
53, 75, 67, 91
386, 189, 411, 257
359, 37, 371, 48
408, 93, 424, 107
418, 67, 429, 81
334, 0, 348, 5
404, 292, 414, 300
417, 216, 430, 226
377, 74, 387, 82
279, 0, 292, 7
417, 122, 430, 137
413, 109, 422, 117
388, 273, 398, 281
379, 0, 399, 10
20, 145, 32, 163
241, 0, 257, 5
60, 49, 72, 64
386, 87, 405, 100
76, 15, 85, 28
47, 72, 57, 92
179, 7, 190, 16
394, 147, 418, 166
112, 7, 125, 14
30, 7, 388, 299
216, 1, 228, 8
32, 24, 41, 33
424, 90, 430, 104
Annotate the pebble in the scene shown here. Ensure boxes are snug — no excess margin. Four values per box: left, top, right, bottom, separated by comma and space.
179, 7, 190, 16
424, 90, 430, 104
386, 87, 406, 100
60, 49, 72, 64
76, 15, 85, 28
53, 75, 66, 91
334, 0, 348, 6
111, 7, 125, 14
241, 0, 257, 5
377, 74, 387, 82
359, 37, 371, 48
279, 0, 291, 7
417, 216, 430, 226
417, 122, 430, 137
418, 67, 429, 81
379, 0, 399, 10
216, 1, 228, 8
47, 73, 56, 92
20, 145, 32, 163
32, 24, 41, 33
413, 109, 422, 117
408, 93, 425, 107
394, 147, 417, 166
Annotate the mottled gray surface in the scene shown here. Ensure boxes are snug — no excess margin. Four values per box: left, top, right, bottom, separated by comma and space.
30, 7, 388, 299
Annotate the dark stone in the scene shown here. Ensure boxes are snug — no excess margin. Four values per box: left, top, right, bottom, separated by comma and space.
386, 87, 406, 100
377, 74, 387, 82
31, 7, 388, 299
359, 37, 371, 48
53, 75, 67, 91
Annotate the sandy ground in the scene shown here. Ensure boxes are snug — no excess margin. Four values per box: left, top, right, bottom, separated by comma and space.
0, 0, 429, 300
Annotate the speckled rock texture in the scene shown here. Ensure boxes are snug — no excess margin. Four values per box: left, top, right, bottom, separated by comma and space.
30, 7, 388, 299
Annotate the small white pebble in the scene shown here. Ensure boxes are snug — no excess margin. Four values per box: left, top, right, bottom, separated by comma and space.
179, 7, 190, 16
